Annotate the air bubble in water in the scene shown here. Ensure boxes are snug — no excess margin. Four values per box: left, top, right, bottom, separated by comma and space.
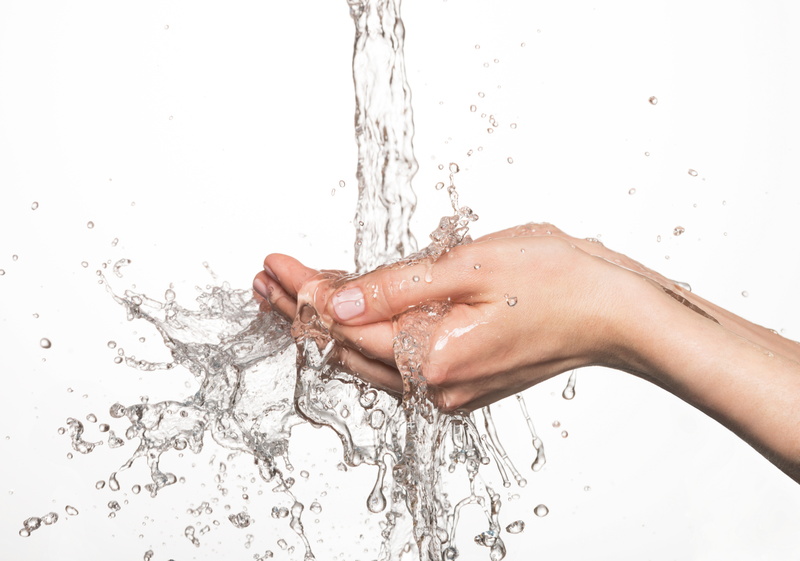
648, 96, 658, 105
688, 169, 698, 177
505, 520, 525, 534
39, 338, 51, 349
673, 226, 685, 236
534, 504, 549, 517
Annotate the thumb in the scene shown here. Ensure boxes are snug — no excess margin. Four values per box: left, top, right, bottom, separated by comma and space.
323, 248, 489, 326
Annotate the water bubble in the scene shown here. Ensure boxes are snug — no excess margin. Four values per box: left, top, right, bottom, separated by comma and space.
688, 169, 698, 177
507, 157, 514, 164
561, 430, 569, 438
487, 128, 494, 134
510, 123, 517, 129
340, 405, 350, 418
741, 291, 749, 298
369, 409, 386, 430
86, 413, 97, 423
673, 226, 685, 236
505, 520, 525, 534
584, 486, 591, 492
477, 92, 485, 98
656, 235, 662, 242
358, 389, 377, 409
164, 24, 169, 30
229, 511, 253, 528
648, 96, 658, 105
132, 484, 141, 494
474, 44, 480, 49
644, 151, 650, 156
449, 162, 459, 173
0, 270, 5, 276
107, 340, 116, 349
552, 420, 560, 428
435, 182, 445, 190
271, 506, 289, 519
111, 238, 119, 247
81, 261, 89, 268
628, 188, 636, 195
493, 58, 499, 63
12, 254, 18, 261
31, 201, 39, 210
521, 42, 526, 47
65, 505, 79, 516
86, 221, 94, 229
309, 501, 322, 514
39, 338, 52, 349
534, 504, 549, 517
469, 105, 477, 112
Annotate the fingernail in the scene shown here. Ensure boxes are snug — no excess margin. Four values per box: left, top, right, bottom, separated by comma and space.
253, 277, 269, 298
332, 287, 365, 321
263, 264, 278, 282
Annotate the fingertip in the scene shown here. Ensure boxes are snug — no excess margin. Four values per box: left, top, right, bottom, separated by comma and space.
253, 273, 270, 299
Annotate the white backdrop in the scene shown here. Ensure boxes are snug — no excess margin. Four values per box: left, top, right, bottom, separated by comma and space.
2, 1, 799, 560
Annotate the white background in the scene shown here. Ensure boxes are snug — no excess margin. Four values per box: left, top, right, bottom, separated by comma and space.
2, 1, 800, 560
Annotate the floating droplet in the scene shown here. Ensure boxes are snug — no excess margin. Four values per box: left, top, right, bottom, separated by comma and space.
86, 413, 97, 423
507, 157, 514, 164
81, 261, 89, 268
12, 254, 18, 261
510, 123, 517, 129
644, 151, 650, 156
648, 96, 658, 105
449, 162, 459, 173
673, 226, 685, 236
741, 291, 749, 298
474, 44, 480, 49
477, 92, 485, 98
688, 169, 698, 177
31, 201, 39, 210
435, 182, 445, 190
505, 520, 525, 534
561, 430, 569, 438
39, 338, 52, 349
309, 501, 322, 514
111, 238, 119, 247
628, 188, 636, 195
584, 485, 591, 492
65, 505, 79, 516
86, 221, 94, 229
656, 235, 662, 242
470, 104, 477, 112
534, 504, 549, 517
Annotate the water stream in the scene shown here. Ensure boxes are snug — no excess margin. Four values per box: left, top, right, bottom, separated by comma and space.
18, 1, 549, 559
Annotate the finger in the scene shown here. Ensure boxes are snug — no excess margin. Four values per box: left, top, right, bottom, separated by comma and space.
321, 245, 494, 326
329, 321, 395, 364
254, 270, 298, 319
333, 345, 403, 395
263, 254, 320, 299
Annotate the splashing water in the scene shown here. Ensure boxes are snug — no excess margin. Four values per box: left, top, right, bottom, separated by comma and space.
25, 0, 554, 559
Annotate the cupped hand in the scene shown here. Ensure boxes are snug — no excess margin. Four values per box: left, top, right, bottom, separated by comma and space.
254, 224, 656, 412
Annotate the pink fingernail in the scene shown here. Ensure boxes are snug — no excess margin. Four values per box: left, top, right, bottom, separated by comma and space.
253, 277, 269, 298
332, 287, 365, 321
263, 264, 278, 282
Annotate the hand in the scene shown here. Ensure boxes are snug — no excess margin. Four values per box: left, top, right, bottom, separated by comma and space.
254, 224, 656, 411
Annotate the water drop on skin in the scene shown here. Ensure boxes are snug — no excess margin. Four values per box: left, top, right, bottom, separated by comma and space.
39, 338, 51, 349
504, 295, 518, 307
534, 504, 549, 517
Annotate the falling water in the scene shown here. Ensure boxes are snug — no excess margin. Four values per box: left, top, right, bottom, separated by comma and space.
18, 1, 551, 559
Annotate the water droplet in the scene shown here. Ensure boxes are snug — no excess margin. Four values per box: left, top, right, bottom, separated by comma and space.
309, 501, 322, 514
111, 238, 119, 247
628, 188, 636, 195
164, 24, 169, 30
412, 275, 420, 282
505, 520, 525, 534
449, 162, 459, 173
0, 270, 5, 276
474, 44, 480, 49
507, 157, 514, 164
648, 96, 658, 105
504, 294, 518, 307
673, 226, 685, 236
510, 123, 517, 129
561, 430, 569, 438
469, 104, 477, 112
107, 341, 117, 349
12, 254, 18, 261
86, 221, 94, 229
369, 409, 386, 430
31, 201, 39, 210
688, 169, 698, 177
86, 413, 97, 423
473, 264, 481, 270
164, 288, 176, 302
39, 338, 51, 349
741, 290, 749, 298
493, 58, 499, 63
656, 235, 662, 242
584, 485, 591, 492
487, 128, 494, 134
65, 505, 79, 516
644, 151, 650, 156
534, 504, 549, 517
330, 188, 336, 196
521, 42, 526, 47
477, 92, 485, 98
81, 261, 89, 268
340, 405, 350, 418
435, 182, 445, 190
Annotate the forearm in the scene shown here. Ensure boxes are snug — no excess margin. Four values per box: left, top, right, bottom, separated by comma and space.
621, 277, 800, 482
